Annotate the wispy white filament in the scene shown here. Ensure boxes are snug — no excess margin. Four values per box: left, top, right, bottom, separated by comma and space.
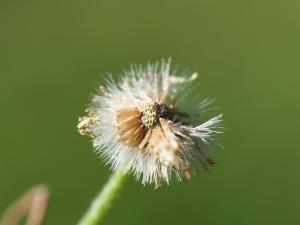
184, 114, 223, 144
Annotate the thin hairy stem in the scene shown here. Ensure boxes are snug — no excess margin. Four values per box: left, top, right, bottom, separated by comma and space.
77, 166, 128, 225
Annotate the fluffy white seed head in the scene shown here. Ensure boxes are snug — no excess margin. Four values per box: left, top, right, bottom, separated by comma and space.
78, 59, 223, 187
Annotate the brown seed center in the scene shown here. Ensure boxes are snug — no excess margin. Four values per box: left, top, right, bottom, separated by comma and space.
138, 102, 172, 129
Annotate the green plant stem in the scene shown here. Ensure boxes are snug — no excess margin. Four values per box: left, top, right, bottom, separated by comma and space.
77, 166, 128, 225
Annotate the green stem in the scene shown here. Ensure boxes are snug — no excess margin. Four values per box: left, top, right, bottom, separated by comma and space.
77, 166, 128, 225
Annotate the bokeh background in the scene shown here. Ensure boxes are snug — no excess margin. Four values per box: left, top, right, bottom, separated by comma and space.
1, 0, 299, 224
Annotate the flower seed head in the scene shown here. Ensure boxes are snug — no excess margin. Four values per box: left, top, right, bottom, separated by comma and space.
77, 59, 223, 187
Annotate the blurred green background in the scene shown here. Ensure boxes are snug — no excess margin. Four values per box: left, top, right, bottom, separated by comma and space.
0, 0, 299, 224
